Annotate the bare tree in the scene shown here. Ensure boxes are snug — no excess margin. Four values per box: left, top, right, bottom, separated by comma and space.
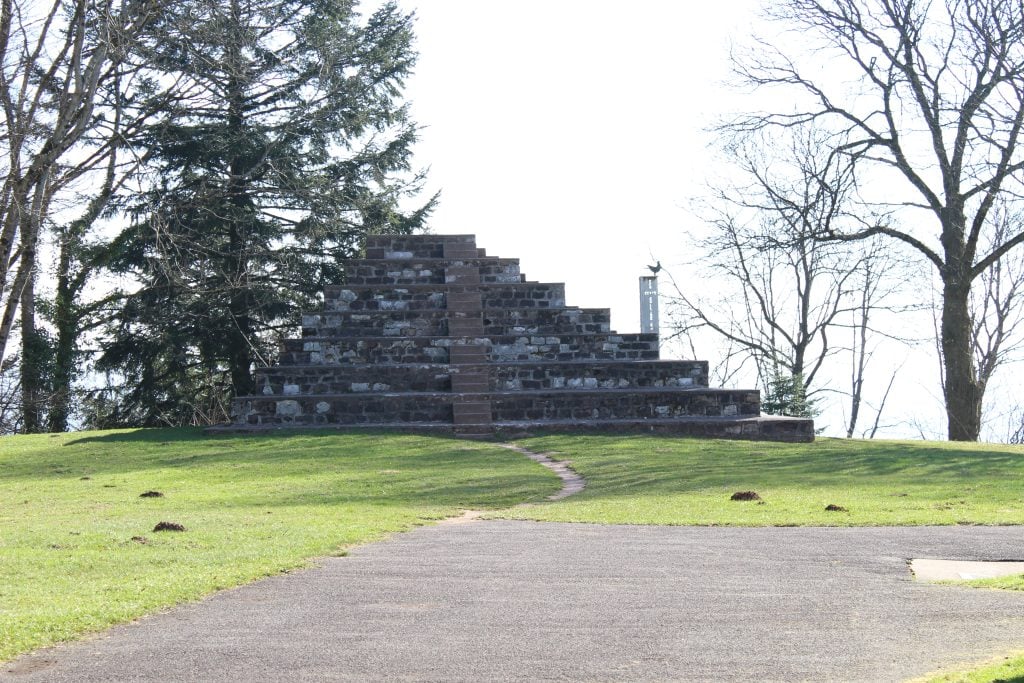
667, 128, 882, 413
729, 0, 1024, 440
970, 201, 1024, 411
0, 0, 158, 366
843, 238, 913, 437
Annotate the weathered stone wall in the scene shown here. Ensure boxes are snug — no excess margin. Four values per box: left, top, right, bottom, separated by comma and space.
482, 308, 610, 335
340, 259, 522, 286
490, 389, 759, 421
254, 360, 709, 397
364, 233, 477, 259
236, 388, 758, 427
486, 360, 709, 390
488, 334, 659, 362
305, 311, 449, 338
324, 283, 566, 312
302, 308, 611, 338
255, 364, 450, 396
280, 334, 661, 365
324, 287, 447, 311
237, 393, 453, 427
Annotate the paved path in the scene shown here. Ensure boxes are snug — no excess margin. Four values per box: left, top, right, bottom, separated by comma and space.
5, 523, 1024, 682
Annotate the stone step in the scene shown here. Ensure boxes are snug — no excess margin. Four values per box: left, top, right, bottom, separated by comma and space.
232, 387, 762, 429
251, 360, 708, 396
488, 360, 708, 390
364, 233, 477, 259
452, 399, 492, 425
489, 387, 760, 421
343, 258, 523, 286
235, 393, 452, 427
254, 364, 451, 395
324, 282, 566, 310
279, 333, 660, 365
301, 308, 612, 338
449, 344, 488, 365
490, 416, 814, 443
212, 415, 813, 443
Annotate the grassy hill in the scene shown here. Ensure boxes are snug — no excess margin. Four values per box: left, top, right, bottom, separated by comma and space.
0, 428, 559, 661
492, 434, 1024, 527
2, 428, 1022, 680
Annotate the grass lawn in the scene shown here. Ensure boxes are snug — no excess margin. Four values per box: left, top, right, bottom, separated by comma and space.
4, 429, 1024, 681
917, 651, 1024, 682
492, 434, 1024, 526
958, 574, 1024, 591
0, 428, 560, 662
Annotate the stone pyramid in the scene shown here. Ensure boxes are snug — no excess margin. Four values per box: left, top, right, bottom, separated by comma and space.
228, 234, 813, 441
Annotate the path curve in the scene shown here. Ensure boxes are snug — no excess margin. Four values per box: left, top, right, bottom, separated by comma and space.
439, 442, 585, 526
498, 442, 586, 501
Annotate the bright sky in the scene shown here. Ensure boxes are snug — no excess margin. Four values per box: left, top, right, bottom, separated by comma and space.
399, 0, 761, 332
388, 1, 1017, 440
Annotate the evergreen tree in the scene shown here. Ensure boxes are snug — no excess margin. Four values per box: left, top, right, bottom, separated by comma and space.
96, 0, 434, 425
761, 372, 817, 419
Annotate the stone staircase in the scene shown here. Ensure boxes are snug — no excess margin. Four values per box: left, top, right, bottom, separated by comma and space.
227, 234, 814, 441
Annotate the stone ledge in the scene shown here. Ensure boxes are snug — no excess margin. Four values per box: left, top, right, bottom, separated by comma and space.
208, 417, 814, 443
490, 416, 814, 443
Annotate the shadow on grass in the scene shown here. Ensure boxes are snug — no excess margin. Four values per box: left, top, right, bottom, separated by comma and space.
508, 432, 1024, 499
8, 429, 1024, 513
1, 428, 519, 484
63, 426, 423, 446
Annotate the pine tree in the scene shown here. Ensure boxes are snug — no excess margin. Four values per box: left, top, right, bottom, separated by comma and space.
95, 0, 434, 425
761, 372, 817, 419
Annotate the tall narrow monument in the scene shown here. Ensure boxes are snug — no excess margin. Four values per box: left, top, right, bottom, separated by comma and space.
227, 234, 813, 441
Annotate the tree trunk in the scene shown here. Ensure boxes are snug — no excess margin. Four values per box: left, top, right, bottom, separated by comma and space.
19, 264, 43, 433
941, 278, 982, 440
47, 234, 77, 432
224, 0, 254, 399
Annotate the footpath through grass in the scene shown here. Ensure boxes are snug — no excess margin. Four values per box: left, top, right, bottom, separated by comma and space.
493, 434, 1024, 526
0, 428, 559, 662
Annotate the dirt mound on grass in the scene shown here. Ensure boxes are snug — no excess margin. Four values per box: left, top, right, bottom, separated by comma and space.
730, 491, 761, 501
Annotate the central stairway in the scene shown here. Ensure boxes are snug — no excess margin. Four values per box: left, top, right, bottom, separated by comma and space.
228, 234, 814, 441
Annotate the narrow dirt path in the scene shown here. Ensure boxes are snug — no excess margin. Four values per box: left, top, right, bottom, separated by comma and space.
498, 442, 586, 501
438, 442, 585, 526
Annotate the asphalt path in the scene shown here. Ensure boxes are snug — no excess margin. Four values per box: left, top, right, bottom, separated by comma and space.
4, 522, 1024, 682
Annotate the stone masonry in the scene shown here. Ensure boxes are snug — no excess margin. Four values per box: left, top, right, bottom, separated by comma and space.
229, 234, 814, 441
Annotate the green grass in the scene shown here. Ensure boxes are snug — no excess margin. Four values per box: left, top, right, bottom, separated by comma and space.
490, 434, 1024, 526
918, 651, 1024, 682
0, 428, 560, 662
957, 574, 1024, 591
5, 429, 1024, 679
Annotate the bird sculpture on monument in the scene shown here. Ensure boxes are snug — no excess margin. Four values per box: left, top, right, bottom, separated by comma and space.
647, 261, 662, 275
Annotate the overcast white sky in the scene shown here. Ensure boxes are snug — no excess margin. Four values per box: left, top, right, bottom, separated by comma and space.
398, 0, 762, 331
384, 1, 1018, 440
